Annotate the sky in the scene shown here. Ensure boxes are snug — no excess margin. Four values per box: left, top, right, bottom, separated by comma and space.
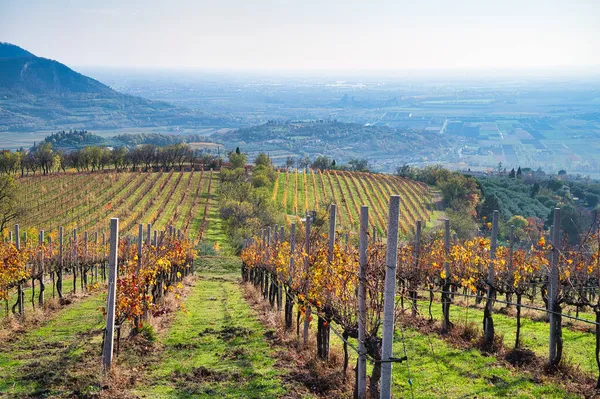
1, 0, 599, 72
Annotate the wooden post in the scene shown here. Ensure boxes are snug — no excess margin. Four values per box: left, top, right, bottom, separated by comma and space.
442, 219, 451, 332
372, 225, 377, 243
102, 218, 119, 371
412, 221, 422, 317
83, 231, 89, 289
285, 223, 296, 330
317, 204, 336, 360
484, 210, 499, 347
357, 206, 368, 399
153, 230, 158, 247
303, 213, 311, 345
73, 228, 78, 293
137, 224, 143, 272
380, 195, 400, 399
549, 208, 561, 366
38, 230, 45, 306
146, 224, 151, 245
58, 226, 63, 299
328, 205, 336, 262
15, 224, 24, 316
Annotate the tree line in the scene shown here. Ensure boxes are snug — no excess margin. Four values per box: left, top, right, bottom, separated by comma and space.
0, 143, 221, 176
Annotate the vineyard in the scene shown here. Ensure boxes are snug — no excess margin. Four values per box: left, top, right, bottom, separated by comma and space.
14, 169, 217, 246
242, 201, 600, 398
2, 166, 600, 398
272, 169, 435, 235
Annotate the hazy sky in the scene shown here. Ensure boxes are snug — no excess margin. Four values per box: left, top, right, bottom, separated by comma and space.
1, 0, 599, 72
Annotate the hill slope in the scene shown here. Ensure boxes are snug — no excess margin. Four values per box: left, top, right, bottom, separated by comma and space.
0, 43, 234, 131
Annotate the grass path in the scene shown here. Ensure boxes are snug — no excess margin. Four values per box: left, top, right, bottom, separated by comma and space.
133, 257, 285, 398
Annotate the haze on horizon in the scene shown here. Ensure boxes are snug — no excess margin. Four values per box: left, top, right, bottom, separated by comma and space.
1, 0, 599, 74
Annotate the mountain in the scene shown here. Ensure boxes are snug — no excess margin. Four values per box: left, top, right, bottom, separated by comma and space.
0, 43, 235, 132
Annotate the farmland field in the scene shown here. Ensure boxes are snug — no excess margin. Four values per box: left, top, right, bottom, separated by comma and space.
272, 169, 435, 235
14, 169, 217, 246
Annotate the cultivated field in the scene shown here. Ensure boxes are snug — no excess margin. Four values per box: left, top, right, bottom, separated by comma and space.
15, 169, 217, 246
272, 169, 435, 235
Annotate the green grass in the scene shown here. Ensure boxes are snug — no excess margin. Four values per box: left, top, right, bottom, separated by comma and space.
0, 292, 106, 397
415, 294, 598, 375
133, 258, 284, 398
388, 326, 576, 398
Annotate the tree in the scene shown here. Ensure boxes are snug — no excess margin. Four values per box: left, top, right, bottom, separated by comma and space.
396, 164, 412, 178
0, 176, 22, 233
285, 156, 295, 170
298, 156, 311, 170
509, 168, 516, 178
530, 182, 540, 198
516, 166, 522, 178
586, 193, 600, 208
254, 153, 271, 168
235, 147, 241, 155
311, 155, 332, 171
348, 158, 369, 172
229, 152, 247, 169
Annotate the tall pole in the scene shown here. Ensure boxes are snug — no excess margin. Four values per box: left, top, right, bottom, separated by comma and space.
484, 210, 499, 346
102, 218, 119, 371
549, 208, 561, 366
15, 224, 24, 316
442, 219, 451, 332
303, 213, 311, 345
328, 204, 337, 262
380, 195, 400, 399
357, 206, 369, 399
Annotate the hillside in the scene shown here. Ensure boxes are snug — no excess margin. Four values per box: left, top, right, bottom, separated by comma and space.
0, 43, 235, 132
215, 120, 457, 172
272, 169, 435, 235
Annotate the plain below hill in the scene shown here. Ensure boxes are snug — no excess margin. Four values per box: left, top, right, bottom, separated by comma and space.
0, 43, 237, 132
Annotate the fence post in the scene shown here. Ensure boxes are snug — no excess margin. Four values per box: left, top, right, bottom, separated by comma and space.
304, 213, 311, 346
442, 219, 451, 332
380, 195, 400, 399
549, 208, 561, 366
102, 218, 119, 371
484, 210, 499, 347
357, 206, 369, 399
146, 223, 151, 245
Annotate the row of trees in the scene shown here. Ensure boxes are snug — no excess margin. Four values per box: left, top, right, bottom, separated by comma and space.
0, 143, 221, 176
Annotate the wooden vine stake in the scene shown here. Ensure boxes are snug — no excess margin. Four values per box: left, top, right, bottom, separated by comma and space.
303, 212, 311, 346
102, 218, 119, 371
442, 220, 451, 332
484, 210, 499, 348
15, 224, 24, 316
357, 205, 368, 399
317, 204, 335, 360
380, 195, 400, 399
549, 207, 561, 367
